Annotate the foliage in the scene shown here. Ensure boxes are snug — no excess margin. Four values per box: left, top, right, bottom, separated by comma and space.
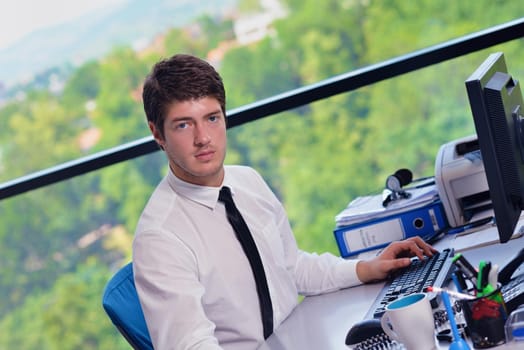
0, 259, 129, 349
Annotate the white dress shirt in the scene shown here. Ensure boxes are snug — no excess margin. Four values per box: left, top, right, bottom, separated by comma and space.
133, 165, 362, 349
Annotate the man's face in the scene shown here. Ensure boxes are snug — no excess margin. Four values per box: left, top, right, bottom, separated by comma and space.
149, 96, 227, 187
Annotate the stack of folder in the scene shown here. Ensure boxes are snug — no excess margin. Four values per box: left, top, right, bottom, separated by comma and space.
334, 183, 448, 257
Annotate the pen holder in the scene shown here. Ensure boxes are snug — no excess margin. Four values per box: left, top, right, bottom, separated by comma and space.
459, 284, 507, 348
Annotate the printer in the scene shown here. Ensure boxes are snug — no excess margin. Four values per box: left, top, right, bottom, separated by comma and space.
435, 135, 492, 227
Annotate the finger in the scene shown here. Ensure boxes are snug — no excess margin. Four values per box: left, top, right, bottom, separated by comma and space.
379, 241, 407, 259
399, 239, 426, 260
406, 236, 437, 256
408, 241, 426, 260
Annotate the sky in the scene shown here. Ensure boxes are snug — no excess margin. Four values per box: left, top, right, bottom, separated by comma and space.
0, 0, 126, 50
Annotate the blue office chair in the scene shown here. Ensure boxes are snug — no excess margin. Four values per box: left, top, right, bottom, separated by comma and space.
102, 262, 154, 350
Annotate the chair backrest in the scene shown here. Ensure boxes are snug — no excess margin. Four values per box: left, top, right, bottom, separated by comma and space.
102, 262, 153, 350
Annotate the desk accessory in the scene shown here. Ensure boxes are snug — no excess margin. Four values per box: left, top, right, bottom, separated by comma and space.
426, 286, 475, 301
452, 271, 468, 293
459, 284, 507, 348
452, 253, 478, 287
380, 293, 437, 350
382, 168, 413, 207
435, 135, 490, 228
498, 247, 524, 314
367, 248, 454, 318
501, 273, 524, 315
505, 304, 524, 347
440, 290, 471, 350
345, 318, 401, 349
334, 183, 446, 257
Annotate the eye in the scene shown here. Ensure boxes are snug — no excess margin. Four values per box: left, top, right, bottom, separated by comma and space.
209, 115, 219, 122
176, 121, 188, 129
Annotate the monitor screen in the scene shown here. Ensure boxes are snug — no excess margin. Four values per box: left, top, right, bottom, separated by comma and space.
465, 52, 524, 243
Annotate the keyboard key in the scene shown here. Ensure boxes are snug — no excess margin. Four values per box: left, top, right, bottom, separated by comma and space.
366, 248, 455, 318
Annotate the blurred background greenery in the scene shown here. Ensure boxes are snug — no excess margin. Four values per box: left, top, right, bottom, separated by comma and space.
0, 0, 523, 348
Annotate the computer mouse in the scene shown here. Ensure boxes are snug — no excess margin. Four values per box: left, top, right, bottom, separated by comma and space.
345, 318, 389, 346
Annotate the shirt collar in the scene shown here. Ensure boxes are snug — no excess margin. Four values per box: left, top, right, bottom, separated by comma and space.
166, 167, 235, 209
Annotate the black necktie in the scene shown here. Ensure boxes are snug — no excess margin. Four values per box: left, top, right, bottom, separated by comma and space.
218, 186, 273, 339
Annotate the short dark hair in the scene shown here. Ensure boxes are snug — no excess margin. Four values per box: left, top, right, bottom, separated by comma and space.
142, 54, 226, 138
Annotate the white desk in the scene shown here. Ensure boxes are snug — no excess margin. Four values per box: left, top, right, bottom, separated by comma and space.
258, 232, 524, 349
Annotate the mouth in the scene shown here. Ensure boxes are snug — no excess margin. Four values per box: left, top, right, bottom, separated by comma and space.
195, 149, 215, 161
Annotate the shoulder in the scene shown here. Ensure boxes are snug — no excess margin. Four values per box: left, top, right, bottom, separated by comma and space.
223, 165, 282, 206
225, 164, 260, 176
225, 165, 266, 186
135, 176, 178, 234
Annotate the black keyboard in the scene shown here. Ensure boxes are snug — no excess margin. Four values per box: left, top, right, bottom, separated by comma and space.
366, 248, 455, 319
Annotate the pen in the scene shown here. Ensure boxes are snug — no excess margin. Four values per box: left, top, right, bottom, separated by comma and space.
476, 261, 503, 303
425, 286, 476, 300
477, 260, 491, 294
452, 253, 478, 286
451, 271, 467, 293
446, 216, 494, 235
488, 264, 498, 288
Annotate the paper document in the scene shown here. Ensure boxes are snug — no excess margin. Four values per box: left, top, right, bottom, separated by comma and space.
335, 183, 439, 227
452, 214, 524, 252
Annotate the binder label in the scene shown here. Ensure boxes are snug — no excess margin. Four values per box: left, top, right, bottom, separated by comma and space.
343, 218, 404, 252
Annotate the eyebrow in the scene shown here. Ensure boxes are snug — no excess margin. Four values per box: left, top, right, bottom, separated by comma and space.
205, 109, 223, 117
168, 109, 223, 123
170, 116, 193, 123
170, 109, 222, 122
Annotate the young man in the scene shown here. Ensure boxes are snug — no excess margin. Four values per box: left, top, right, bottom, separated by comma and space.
133, 54, 436, 349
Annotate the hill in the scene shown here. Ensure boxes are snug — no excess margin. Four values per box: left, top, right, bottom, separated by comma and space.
0, 0, 236, 87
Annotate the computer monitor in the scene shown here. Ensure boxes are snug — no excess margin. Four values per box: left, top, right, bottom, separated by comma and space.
465, 52, 524, 243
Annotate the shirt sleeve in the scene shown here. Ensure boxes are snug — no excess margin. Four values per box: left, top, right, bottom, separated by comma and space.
294, 250, 363, 295
276, 198, 364, 295
133, 229, 224, 350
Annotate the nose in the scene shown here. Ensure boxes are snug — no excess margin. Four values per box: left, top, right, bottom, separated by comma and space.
194, 124, 211, 145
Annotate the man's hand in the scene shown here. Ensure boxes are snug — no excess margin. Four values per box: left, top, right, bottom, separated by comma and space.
356, 237, 438, 283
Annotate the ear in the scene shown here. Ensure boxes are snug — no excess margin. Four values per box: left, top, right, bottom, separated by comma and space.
148, 121, 165, 150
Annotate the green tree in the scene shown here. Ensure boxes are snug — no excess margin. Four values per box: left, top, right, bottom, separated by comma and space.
0, 259, 129, 350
